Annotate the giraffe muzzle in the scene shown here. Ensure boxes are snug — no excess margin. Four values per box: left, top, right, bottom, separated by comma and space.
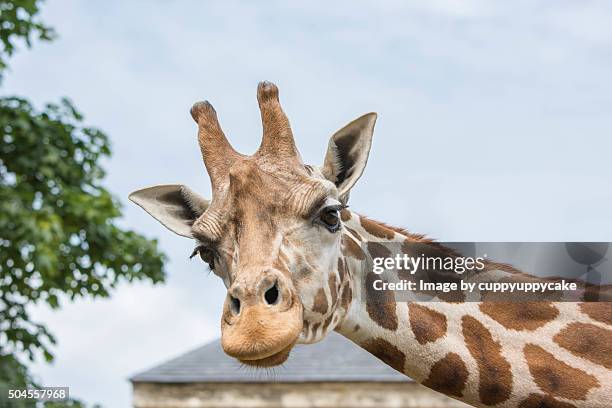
220, 269, 303, 367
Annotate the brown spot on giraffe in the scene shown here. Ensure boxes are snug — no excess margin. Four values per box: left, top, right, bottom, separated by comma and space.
553, 322, 612, 369
340, 208, 351, 222
341, 234, 365, 260
462, 315, 513, 405
337, 258, 346, 283
295, 264, 313, 279
422, 352, 468, 397
523, 343, 599, 400
518, 394, 577, 408
480, 301, 559, 331
328, 272, 338, 306
363, 240, 398, 330
409, 304, 447, 344
360, 216, 395, 240
366, 241, 392, 259
312, 288, 328, 314
579, 302, 612, 325
365, 270, 398, 331
310, 322, 321, 339
321, 315, 333, 333
344, 225, 363, 241
340, 282, 352, 311
399, 239, 466, 303
362, 338, 406, 373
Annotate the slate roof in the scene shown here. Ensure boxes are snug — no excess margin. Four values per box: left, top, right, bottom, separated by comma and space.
131, 332, 410, 383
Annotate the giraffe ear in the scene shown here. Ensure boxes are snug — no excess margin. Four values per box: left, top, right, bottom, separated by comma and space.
129, 184, 209, 238
321, 113, 377, 203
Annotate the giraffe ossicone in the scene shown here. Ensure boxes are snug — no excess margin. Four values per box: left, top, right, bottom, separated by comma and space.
130, 82, 611, 407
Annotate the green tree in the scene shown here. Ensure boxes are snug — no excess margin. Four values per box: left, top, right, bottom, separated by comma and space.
0, 0, 54, 81
0, 1, 166, 406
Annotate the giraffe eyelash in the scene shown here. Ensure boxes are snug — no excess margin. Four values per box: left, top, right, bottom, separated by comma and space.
190, 245, 217, 269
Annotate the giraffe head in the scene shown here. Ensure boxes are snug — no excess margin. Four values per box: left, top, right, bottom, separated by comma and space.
130, 82, 376, 367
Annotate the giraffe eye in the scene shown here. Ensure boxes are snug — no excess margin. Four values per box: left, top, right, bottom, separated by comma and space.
317, 207, 341, 233
190, 245, 216, 269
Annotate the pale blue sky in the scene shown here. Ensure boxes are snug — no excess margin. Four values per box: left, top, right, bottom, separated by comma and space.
3, 1, 612, 407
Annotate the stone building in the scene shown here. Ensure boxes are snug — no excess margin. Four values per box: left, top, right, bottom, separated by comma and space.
131, 332, 468, 408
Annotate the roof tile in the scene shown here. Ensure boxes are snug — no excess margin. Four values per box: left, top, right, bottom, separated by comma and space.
131, 332, 410, 383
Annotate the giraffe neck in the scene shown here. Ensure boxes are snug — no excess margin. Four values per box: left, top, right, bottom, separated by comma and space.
334, 210, 612, 408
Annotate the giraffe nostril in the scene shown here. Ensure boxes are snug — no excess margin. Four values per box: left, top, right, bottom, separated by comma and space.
229, 295, 241, 315
264, 282, 280, 305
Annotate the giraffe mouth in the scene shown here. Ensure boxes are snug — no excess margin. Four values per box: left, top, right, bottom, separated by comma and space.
237, 341, 296, 367
221, 298, 303, 366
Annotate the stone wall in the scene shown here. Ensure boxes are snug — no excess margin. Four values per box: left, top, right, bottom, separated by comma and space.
132, 382, 471, 408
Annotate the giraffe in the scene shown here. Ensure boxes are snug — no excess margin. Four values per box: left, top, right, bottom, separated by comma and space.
130, 81, 612, 408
